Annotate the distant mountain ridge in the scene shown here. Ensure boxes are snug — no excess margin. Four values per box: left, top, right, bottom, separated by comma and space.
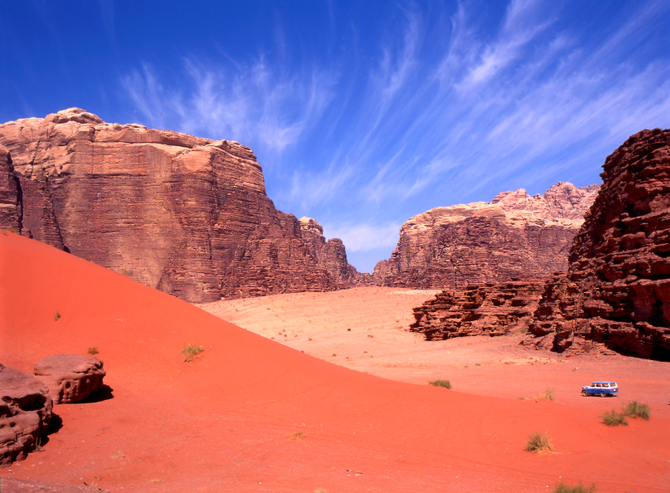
372, 182, 600, 288
0, 108, 600, 302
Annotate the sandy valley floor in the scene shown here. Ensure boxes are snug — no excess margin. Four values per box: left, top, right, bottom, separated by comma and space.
199, 287, 670, 418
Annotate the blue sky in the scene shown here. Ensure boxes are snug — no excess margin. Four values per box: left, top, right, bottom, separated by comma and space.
1, 1, 669, 272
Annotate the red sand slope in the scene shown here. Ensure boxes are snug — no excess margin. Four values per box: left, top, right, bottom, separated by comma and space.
1, 232, 669, 492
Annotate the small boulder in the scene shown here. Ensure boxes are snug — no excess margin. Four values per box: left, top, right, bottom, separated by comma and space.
0, 364, 53, 467
34, 355, 105, 404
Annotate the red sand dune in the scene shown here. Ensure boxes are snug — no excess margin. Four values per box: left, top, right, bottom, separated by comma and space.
1, 232, 669, 492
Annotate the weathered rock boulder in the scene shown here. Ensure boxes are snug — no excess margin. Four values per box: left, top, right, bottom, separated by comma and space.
0, 108, 360, 302
0, 478, 109, 492
34, 355, 105, 404
527, 129, 670, 360
410, 279, 545, 340
373, 182, 599, 289
0, 364, 52, 467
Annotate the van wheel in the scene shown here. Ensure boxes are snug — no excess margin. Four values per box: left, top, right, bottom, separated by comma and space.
582, 390, 588, 397
600, 391, 605, 397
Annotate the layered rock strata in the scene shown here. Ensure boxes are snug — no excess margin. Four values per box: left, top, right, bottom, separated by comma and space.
373, 182, 599, 288
527, 129, 670, 360
0, 109, 359, 302
299, 217, 360, 286
0, 364, 53, 467
34, 355, 106, 404
410, 279, 544, 340
0, 145, 21, 232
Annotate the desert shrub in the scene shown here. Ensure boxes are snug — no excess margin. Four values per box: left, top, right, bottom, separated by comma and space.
540, 388, 554, 401
600, 410, 628, 426
87, 347, 99, 355
525, 432, 554, 453
54, 311, 61, 321
622, 401, 650, 421
181, 343, 204, 362
429, 379, 451, 389
553, 481, 597, 493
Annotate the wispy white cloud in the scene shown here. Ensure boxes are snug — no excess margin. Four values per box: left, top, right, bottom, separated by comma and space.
326, 222, 401, 252
118, 0, 670, 268
121, 57, 337, 156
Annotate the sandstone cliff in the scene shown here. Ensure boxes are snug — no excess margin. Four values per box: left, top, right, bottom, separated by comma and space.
410, 279, 544, 340
299, 217, 360, 285
373, 182, 599, 288
0, 108, 359, 302
527, 129, 670, 360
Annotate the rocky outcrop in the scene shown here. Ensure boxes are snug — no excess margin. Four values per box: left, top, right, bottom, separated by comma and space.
0, 145, 21, 232
410, 279, 544, 340
298, 217, 359, 286
34, 355, 106, 404
0, 109, 360, 302
0, 364, 52, 467
0, 478, 109, 492
373, 182, 599, 289
527, 129, 670, 360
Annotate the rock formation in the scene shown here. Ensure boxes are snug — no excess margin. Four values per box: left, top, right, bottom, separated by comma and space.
0, 109, 360, 302
0, 364, 53, 467
0, 145, 21, 232
373, 182, 599, 289
298, 217, 361, 286
410, 279, 544, 340
527, 129, 670, 360
34, 355, 106, 404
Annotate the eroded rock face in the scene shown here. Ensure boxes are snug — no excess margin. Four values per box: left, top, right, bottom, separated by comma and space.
373, 182, 599, 289
0, 145, 21, 232
527, 129, 670, 360
410, 279, 545, 340
34, 355, 105, 404
0, 478, 109, 492
0, 109, 359, 302
299, 217, 360, 286
0, 364, 52, 467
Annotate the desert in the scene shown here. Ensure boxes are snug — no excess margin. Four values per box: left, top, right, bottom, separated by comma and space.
1, 230, 669, 492
2, 2, 670, 492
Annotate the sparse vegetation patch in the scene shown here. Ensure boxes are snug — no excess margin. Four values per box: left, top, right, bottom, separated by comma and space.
429, 379, 451, 389
54, 311, 61, 321
540, 388, 554, 401
87, 347, 99, 355
600, 410, 628, 426
181, 343, 204, 362
553, 481, 597, 493
622, 401, 650, 420
525, 432, 554, 453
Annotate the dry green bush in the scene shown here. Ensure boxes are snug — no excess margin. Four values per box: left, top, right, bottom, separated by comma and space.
600, 410, 628, 426
525, 432, 554, 453
553, 482, 596, 493
622, 401, 650, 420
181, 343, 204, 362
429, 379, 451, 389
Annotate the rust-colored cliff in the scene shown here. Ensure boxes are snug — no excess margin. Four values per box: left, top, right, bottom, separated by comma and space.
373, 182, 599, 288
410, 279, 545, 340
527, 129, 670, 360
0, 108, 359, 302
